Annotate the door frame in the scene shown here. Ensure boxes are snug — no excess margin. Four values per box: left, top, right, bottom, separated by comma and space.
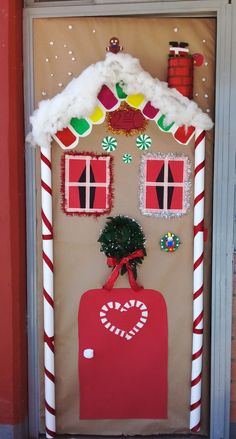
23, 1, 234, 438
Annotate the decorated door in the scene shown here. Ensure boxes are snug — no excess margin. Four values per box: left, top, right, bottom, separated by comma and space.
31, 16, 215, 437
79, 288, 168, 420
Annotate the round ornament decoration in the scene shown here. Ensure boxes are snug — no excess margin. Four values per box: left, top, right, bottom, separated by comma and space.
102, 136, 117, 152
193, 53, 204, 67
160, 232, 180, 253
123, 153, 132, 164
136, 134, 152, 151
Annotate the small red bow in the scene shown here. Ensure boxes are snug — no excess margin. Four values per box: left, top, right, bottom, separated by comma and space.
103, 249, 144, 291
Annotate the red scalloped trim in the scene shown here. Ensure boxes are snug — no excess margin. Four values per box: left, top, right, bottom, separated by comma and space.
61, 151, 114, 217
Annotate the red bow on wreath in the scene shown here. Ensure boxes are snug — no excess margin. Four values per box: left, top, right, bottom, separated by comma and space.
103, 249, 144, 291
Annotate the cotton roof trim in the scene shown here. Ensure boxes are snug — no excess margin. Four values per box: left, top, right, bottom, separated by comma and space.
28, 52, 213, 148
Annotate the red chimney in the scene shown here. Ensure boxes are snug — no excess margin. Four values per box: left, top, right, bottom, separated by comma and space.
168, 42, 193, 99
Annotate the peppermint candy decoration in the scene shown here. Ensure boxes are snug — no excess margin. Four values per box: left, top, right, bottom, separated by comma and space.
122, 153, 132, 164
102, 136, 117, 152
136, 134, 152, 150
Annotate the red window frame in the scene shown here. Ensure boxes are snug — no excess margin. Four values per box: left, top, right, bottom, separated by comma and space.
140, 153, 191, 217
63, 153, 112, 215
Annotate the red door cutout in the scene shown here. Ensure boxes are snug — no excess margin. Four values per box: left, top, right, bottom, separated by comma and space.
78, 288, 168, 419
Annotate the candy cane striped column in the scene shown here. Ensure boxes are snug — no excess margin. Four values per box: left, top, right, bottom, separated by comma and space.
190, 129, 205, 432
41, 146, 56, 438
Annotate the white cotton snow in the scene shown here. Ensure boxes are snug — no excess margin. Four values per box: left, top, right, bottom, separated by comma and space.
28, 52, 213, 148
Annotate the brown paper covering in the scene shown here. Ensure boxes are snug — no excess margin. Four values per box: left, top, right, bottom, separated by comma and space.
33, 16, 215, 435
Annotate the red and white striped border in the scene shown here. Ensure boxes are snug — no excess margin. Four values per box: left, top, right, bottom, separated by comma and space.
190, 129, 205, 432
41, 147, 56, 438
40, 129, 206, 435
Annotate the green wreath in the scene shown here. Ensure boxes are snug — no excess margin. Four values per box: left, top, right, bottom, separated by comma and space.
98, 216, 146, 279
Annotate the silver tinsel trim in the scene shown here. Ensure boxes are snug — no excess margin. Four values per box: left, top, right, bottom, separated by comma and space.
139, 152, 192, 219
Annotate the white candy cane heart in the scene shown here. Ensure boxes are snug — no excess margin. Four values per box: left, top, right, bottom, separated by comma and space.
100, 300, 148, 341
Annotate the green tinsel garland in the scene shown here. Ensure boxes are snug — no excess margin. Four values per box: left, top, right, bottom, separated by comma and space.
98, 216, 146, 278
